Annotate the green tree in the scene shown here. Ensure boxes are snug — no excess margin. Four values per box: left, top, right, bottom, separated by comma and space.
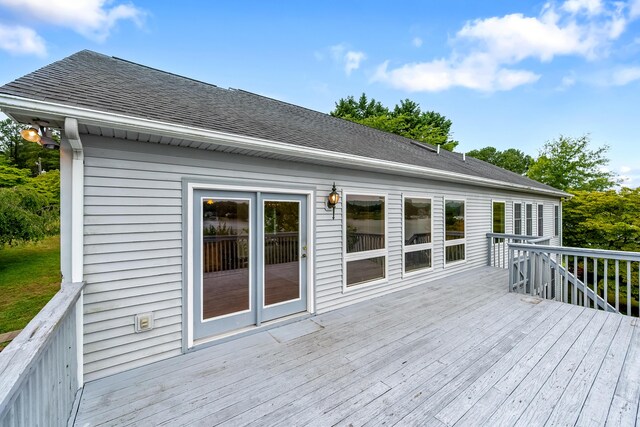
330, 94, 459, 151
0, 119, 59, 176
0, 170, 60, 247
0, 164, 31, 187
527, 135, 617, 191
562, 188, 640, 251
466, 147, 533, 175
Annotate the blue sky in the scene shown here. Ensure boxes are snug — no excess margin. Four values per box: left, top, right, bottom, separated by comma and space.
1, 0, 639, 186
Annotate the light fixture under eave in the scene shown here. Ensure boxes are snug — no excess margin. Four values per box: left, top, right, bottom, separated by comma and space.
39, 128, 60, 150
327, 182, 340, 220
20, 127, 41, 143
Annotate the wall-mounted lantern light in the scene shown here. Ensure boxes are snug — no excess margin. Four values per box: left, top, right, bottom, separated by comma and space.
327, 182, 340, 220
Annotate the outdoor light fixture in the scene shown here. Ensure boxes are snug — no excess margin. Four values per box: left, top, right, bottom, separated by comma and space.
20, 120, 59, 150
327, 182, 340, 220
20, 127, 41, 143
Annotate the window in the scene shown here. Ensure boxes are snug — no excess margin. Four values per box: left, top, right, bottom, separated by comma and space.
403, 197, 432, 274
537, 204, 544, 236
445, 199, 465, 263
493, 201, 505, 234
514, 203, 522, 235
525, 203, 533, 236
344, 194, 386, 288
554, 205, 560, 237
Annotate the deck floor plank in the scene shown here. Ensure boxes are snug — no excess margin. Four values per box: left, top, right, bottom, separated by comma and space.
72, 266, 640, 427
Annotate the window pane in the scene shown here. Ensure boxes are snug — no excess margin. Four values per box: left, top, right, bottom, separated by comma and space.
264, 201, 300, 306
445, 200, 465, 241
537, 205, 544, 237
514, 203, 522, 235
202, 198, 250, 319
404, 198, 431, 246
554, 205, 559, 236
347, 257, 385, 287
405, 249, 431, 272
526, 204, 533, 236
446, 244, 465, 263
346, 195, 385, 253
493, 202, 505, 234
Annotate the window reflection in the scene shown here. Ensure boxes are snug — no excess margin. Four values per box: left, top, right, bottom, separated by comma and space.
201, 199, 250, 319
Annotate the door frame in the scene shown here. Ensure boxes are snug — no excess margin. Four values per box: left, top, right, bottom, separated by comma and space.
183, 180, 315, 350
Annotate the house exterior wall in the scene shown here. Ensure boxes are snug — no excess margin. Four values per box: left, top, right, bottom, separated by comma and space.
80, 134, 561, 381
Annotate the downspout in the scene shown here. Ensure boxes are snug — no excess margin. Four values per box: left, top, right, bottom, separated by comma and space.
63, 117, 84, 389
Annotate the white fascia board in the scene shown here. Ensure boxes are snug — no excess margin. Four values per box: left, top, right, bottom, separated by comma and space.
0, 94, 570, 198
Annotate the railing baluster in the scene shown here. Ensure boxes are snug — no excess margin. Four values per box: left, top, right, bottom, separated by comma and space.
563, 254, 568, 303
573, 256, 577, 305
627, 260, 632, 316
615, 260, 620, 312
593, 258, 598, 310
583, 256, 588, 308
604, 259, 608, 311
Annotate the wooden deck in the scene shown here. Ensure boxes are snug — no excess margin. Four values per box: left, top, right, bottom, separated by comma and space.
73, 267, 640, 426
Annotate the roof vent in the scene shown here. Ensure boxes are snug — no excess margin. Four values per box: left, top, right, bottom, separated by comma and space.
463, 152, 466, 162
437, 145, 440, 155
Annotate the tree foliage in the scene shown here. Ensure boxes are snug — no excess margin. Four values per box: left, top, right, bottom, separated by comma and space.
330, 94, 459, 151
0, 119, 59, 176
0, 168, 60, 247
466, 146, 534, 175
563, 188, 640, 251
527, 134, 617, 192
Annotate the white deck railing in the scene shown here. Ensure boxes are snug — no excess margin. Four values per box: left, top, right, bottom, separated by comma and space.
491, 235, 640, 317
0, 281, 84, 427
486, 233, 551, 269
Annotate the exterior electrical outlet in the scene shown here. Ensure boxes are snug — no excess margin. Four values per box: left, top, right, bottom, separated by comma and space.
134, 313, 154, 333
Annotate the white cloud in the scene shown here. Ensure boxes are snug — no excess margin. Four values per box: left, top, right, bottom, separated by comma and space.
621, 166, 632, 173
560, 73, 577, 89
0, 24, 45, 56
328, 43, 366, 75
373, 55, 540, 92
344, 51, 366, 75
412, 37, 423, 48
0, 0, 145, 42
630, 0, 640, 18
562, 0, 604, 15
373, 1, 633, 93
611, 66, 640, 85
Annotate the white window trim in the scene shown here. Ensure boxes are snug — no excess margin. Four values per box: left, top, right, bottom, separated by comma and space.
402, 193, 434, 277
554, 204, 560, 237
491, 199, 507, 235
444, 197, 467, 266
342, 191, 389, 292
537, 203, 545, 237
513, 201, 523, 236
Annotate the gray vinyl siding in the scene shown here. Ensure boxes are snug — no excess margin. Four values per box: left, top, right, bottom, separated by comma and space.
81, 135, 561, 381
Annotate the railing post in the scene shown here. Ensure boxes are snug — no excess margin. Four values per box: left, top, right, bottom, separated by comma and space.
508, 244, 514, 293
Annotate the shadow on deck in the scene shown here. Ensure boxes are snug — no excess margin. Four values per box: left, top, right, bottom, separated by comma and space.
73, 266, 640, 426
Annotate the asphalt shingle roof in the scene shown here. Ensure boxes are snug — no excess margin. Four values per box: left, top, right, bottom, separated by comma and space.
0, 50, 561, 194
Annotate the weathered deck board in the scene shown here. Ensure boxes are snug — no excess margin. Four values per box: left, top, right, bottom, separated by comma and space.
73, 267, 640, 427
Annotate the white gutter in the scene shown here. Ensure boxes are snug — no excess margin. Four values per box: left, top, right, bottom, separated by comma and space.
63, 117, 84, 389
0, 94, 570, 198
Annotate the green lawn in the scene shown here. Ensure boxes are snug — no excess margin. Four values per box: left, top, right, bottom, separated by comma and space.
0, 235, 61, 338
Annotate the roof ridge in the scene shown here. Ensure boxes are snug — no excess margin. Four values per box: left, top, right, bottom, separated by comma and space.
111, 55, 219, 90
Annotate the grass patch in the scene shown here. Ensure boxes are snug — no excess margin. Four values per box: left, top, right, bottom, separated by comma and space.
0, 235, 61, 334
